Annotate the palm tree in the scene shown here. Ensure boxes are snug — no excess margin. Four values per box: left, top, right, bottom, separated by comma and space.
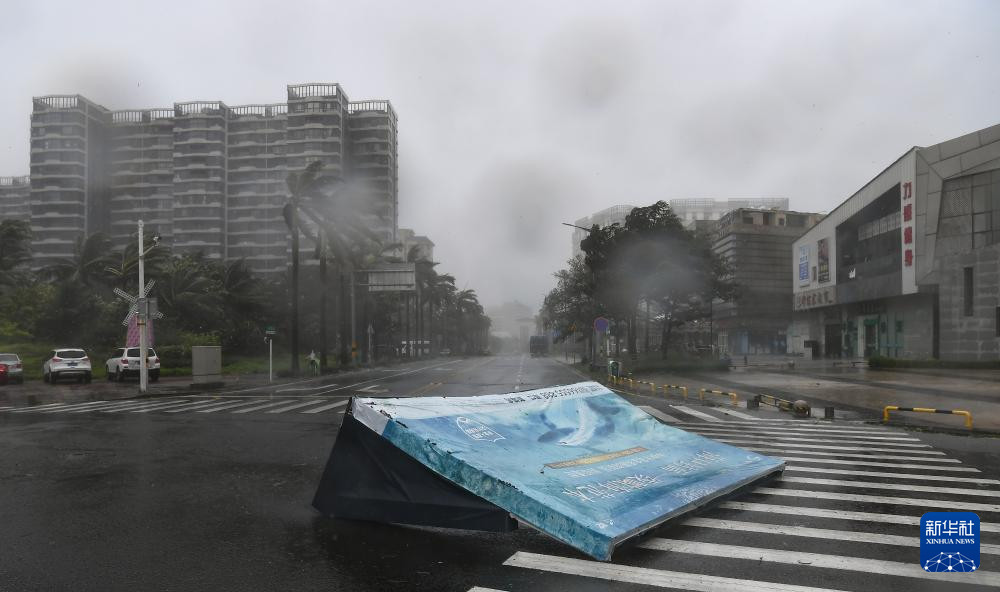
105, 233, 171, 290
0, 219, 32, 291
44, 232, 115, 288
156, 255, 223, 333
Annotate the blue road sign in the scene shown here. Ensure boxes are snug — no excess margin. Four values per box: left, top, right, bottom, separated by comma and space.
594, 317, 610, 332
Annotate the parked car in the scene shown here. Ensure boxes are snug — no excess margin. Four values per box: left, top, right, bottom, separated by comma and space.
105, 347, 160, 382
0, 353, 24, 384
43, 348, 92, 384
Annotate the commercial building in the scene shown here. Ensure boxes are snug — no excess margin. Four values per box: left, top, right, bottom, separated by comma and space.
670, 198, 789, 224
712, 208, 823, 354
570, 204, 636, 258
0, 176, 30, 222
790, 123, 1000, 361
22, 83, 397, 274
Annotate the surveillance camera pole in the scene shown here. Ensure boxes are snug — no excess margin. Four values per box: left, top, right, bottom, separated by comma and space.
137, 221, 149, 393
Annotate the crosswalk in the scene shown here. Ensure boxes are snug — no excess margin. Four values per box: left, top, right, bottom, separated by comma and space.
4, 400, 800, 421
466, 419, 1000, 592
1, 396, 351, 417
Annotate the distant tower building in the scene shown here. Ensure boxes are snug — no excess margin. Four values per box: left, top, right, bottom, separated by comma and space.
29, 95, 111, 267
397, 228, 435, 262
17, 83, 398, 275
0, 176, 31, 223
571, 204, 637, 258
669, 198, 789, 225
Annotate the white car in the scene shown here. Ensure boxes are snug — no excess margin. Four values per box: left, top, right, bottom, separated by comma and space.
43, 348, 92, 384
105, 347, 160, 382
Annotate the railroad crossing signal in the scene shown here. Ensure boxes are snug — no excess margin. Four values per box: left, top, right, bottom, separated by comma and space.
115, 281, 162, 326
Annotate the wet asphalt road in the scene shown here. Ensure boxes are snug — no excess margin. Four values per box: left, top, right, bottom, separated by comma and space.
1, 355, 998, 592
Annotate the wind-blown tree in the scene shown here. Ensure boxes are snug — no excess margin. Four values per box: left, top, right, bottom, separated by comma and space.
0, 219, 33, 282
43, 232, 115, 288
104, 233, 172, 290
578, 201, 734, 359
156, 255, 223, 334
539, 255, 604, 361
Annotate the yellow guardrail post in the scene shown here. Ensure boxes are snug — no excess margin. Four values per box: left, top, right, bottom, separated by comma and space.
883, 405, 973, 430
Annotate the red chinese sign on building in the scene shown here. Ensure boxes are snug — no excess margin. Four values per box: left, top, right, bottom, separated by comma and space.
902, 181, 913, 267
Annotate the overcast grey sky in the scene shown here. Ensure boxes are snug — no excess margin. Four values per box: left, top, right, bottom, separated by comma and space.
1, 0, 998, 311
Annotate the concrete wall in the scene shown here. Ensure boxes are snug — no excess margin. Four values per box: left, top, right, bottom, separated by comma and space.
937, 243, 1000, 360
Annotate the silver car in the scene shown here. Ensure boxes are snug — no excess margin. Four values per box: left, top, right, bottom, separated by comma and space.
0, 353, 23, 384
105, 347, 161, 382
43, 348, 92, 384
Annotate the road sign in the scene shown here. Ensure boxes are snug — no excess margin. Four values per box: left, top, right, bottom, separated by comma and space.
594, 317, 610, 332
265, 325, 276, 336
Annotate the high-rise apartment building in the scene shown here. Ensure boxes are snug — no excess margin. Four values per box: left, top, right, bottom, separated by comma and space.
0, 176, 31, 223
21, 83, 398, 274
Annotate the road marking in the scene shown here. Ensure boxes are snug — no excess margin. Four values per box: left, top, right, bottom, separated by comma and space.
231, 400, 299, 414
103, 399, 190, 413
67, 400, 150, 413
196, 399, 271, 413
781, 476, 1000, 498
671, 405, 724, 422
681, 428, 928, 446
9, 402, 68, 412
301, 399, 349, 414
712, 407, 762, 421
748, 448, 960, 463
679, 517, 1000, 556
42, 400, 120, 413
672, 422, 903, 436
782, 456, 980, 472
718, 500, 1000, 533
409, 382, 443, 396
755, 486, 1000, 512
467, 588, 509, 592
163, 400, 234, 413
639, 405, 680, 423
265, 399, 327, 413
131, 399, 202, 413
785, 465, 1000, 485
636, 539, 999, 586
709, 438, 945, 455
514, 354, 525, 392
504, 551, 853, 592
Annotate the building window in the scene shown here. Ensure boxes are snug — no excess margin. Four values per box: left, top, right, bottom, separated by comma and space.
963, 267, 974, 316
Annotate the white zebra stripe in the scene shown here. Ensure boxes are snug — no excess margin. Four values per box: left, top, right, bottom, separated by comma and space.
780, 476, 1000, 498
755, 487, 1000, 513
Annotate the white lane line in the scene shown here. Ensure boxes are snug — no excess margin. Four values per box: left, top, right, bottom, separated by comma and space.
748, 448, 959, 463
103, 399, 190, 413
9, 403, 68, 412
672, 423, 902, 436
781, 476, 1000, 498
718, 501, 1000, 534
43, 400, 118, 413
0, 406, 11, 410
68, 400, 150, 413
712, 407, 762, 421
164, 400, 236, 413
679, 517, 1000, 556
131, 399, 203, 413
681, 429, 929, 447
231, 400, 299, 414
504, 551, 852, 592
266, 399, 326, 414
671, 405, 724, 423
467, 588, 509, 592
709, 439, 945, 455
783, 456, 980, 472
301, 399, 349, 414
637, 539, 999, 586
196, 399, 271, 413
639, 405, 680, 423
755, 487, 1000, 513
785, 465, 1000, 485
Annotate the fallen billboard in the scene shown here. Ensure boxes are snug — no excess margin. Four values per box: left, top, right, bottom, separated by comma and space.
314, 381, 783, 560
